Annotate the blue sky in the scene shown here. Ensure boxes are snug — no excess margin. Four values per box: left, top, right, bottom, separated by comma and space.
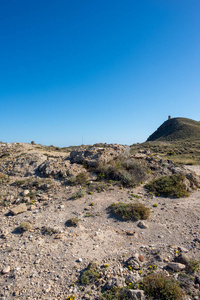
0, 0, 200, 146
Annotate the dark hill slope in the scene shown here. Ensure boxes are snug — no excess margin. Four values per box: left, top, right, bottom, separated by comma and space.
147, 118, 200, 141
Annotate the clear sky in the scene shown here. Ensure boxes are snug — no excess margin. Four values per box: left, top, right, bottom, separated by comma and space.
0, 0, 200, 146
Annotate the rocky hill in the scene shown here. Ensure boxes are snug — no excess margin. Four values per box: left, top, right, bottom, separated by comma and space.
147, 117, 200, 142
0, 142, 200, 299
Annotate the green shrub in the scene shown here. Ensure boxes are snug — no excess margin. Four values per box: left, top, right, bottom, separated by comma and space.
96, 157, 148, 187
13, 178, 54, 190
41, 226, 59, 235
27, 191, 37, 200
145, 174, 189, 198
0, 173, 9, 184
186, 259, 199, 274
142, 273, 185, 300
18, 222, 31, 232
14, 179, 26, 186
69, 173, 88, 186
71, 188, 85, 200
80, 269, 100, 285
109, 202, 150, 221
80, 262, 100, 285
66, 218, 80, 227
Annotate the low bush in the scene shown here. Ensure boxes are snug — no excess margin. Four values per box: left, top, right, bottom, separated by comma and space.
13, 178, 54, 190
109, 202, 150, 221
41, 226, 59, 235
80, 262, 100, 285
0, 173, 9, 184
186, 259, 199, 274
96, 157, 148, 187
80, 269, 100, 285
71, 188, 85, 200
68, 172, 88, 186
142, 273, 185, 300
145, 174, 189, 198
66, 218, 80, 227
18, 222, 31, 232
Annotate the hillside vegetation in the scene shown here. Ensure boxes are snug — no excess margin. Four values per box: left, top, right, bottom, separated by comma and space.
130, 118, 200, 165
147, 117, 200, 142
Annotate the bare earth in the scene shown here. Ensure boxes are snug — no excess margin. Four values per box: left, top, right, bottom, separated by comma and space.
0, 143, 200, 299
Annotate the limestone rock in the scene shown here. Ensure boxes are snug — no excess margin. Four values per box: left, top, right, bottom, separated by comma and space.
70, 144, 125, 167
22, 190, 29, 196
127, 289, 145, 300
167, 262, 186, 271
177, 253, 190, 265
2, 266, 10, 274
10, 203, 27, 215
126, 255, 141, 270
125, 273, 140, 284
137, 221, 149, 229
106, 276, 126, 289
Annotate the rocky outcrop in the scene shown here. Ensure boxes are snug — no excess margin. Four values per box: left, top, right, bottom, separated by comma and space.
70, 144, 125, 167
37, 159, 87, 178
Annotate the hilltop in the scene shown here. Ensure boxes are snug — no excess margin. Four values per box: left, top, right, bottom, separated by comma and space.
147, 117, 200, 142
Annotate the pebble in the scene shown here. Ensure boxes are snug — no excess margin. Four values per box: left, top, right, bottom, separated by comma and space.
2, 266, 11, 274
137, 221, 149, 229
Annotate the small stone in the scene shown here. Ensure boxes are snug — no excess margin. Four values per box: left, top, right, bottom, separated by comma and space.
125, 273, 140, 284
177, 253, 190, 265
158, 235, 164, 239
106, 276, 126, 289
126, 256, 140, 270
167, 262, 186, 271
195, 276, 200, 284
22, 190, 29, 196
2, 266, 11, 274
78, 258, 82, 262
178, 246, 189, 253
39, 195, 49, 201
24, 196, 31, 203
137, 221, 149, 229
126, 231, 136, 236
35, 259, 40, 264
138, 254, 145, 262
163, 258, 169, 262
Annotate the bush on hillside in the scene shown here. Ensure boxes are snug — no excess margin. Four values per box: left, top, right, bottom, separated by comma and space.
142, 273, 185, 300
145, 174, 189, 198
96, 157, 148, 187
109, 202, 150, 221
